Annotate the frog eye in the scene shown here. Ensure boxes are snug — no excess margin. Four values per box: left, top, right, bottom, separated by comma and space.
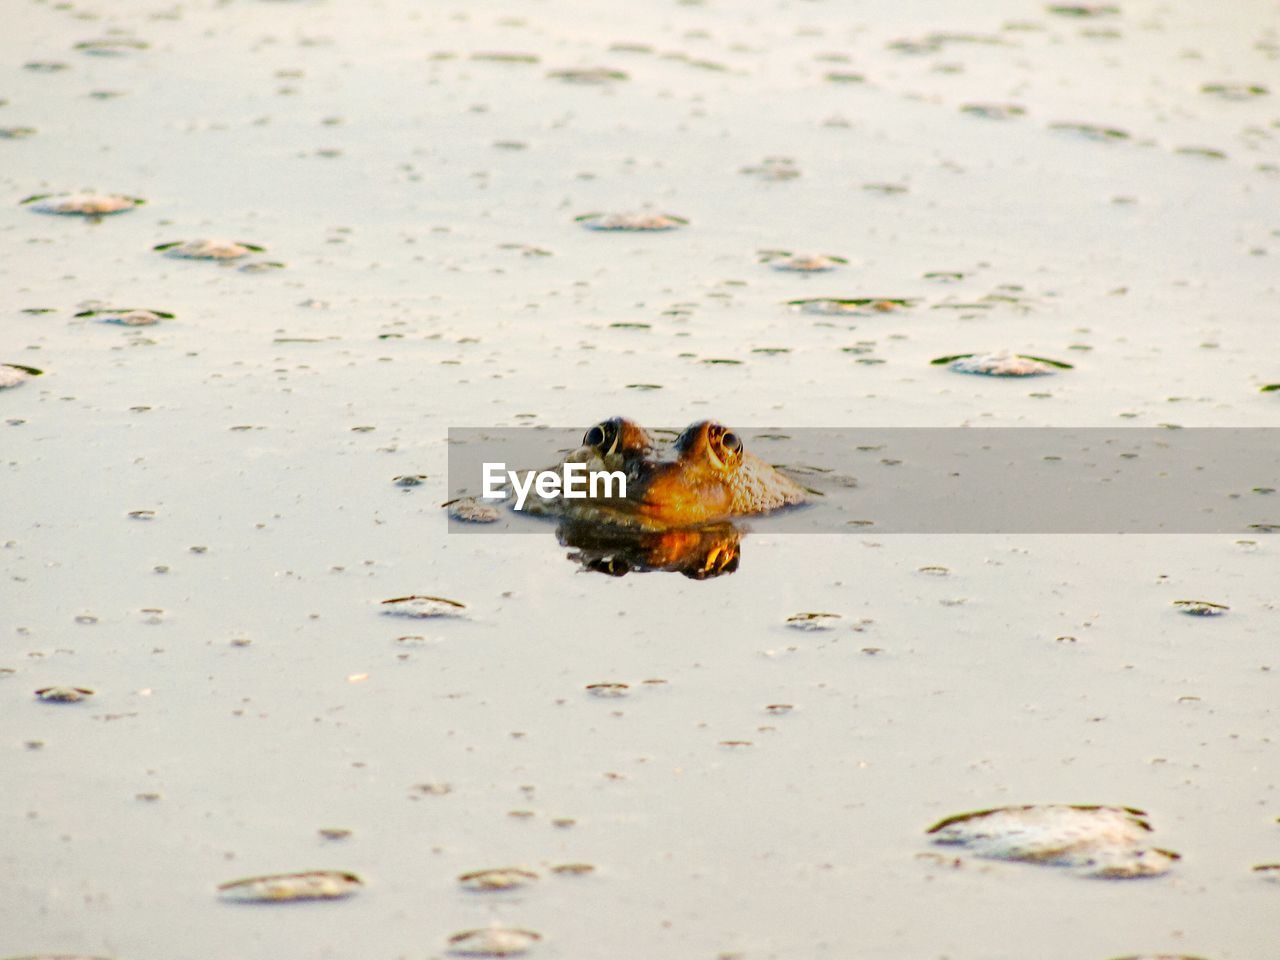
583, 419, 620, 454
721, 431, 742, 454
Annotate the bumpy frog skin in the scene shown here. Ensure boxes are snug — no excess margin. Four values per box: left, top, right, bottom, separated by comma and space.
628, 420, 742, 527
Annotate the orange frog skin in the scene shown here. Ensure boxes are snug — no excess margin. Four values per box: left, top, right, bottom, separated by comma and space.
630, 421, 742, 527
630, 419, 809, 526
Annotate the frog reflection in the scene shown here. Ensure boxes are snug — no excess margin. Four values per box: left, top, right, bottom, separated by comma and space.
557, 519, 742, 579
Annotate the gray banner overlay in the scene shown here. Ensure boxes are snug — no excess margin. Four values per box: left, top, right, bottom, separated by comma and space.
446, 428, 1280, 534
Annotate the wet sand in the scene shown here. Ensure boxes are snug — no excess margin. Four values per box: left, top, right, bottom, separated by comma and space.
3, 0, 1279, 958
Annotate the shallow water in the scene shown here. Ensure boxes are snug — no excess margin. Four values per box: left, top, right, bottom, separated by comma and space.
2, 0, 1279, 958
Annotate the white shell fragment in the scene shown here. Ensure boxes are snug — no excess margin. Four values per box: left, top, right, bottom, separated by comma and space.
445, 497, 503, 522
380, 595, 467, 618
22, 192, 143, 216
217, 870, 363, 903
1173, 599, 1229, 616
458, 867, 539, 891
154, 239, 264, 260
936, 350, 1071, 377
575, 212, 687, 232
35, 686, 94, 703
448, 927, 542, 957
926, 804, 1180, 878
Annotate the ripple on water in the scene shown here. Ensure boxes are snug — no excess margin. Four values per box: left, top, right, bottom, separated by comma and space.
1175, 145, 1228, 160
575, 212, 687, 231
1046, 4, 1120, 17
217, 870, 363, 903
585, 682, 629, 698
470, 52, 540, 64
759, 250, 847, 272
933, 351, 1072, 377
447, 927, 542, 957
22, 192, 143, 216
785, 612, 842, 630
1049, 121, 1129, 142
0, 364, 43, 390
550, 862, 595, 876
76, 308, 172, 326
458, 867, 539, 891
740, 156, 800, 180
1201, 82, 1268, 100
154, 239, 264, 260
960, 102, 1026, 120
546, 67, 628, 84
35, 686, 94, 703
380, 595, 467, 618
926, 804, 1179, 878
1172, 599, 1228, 616
74, 38, 149, 56
788, 297, 916, 315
